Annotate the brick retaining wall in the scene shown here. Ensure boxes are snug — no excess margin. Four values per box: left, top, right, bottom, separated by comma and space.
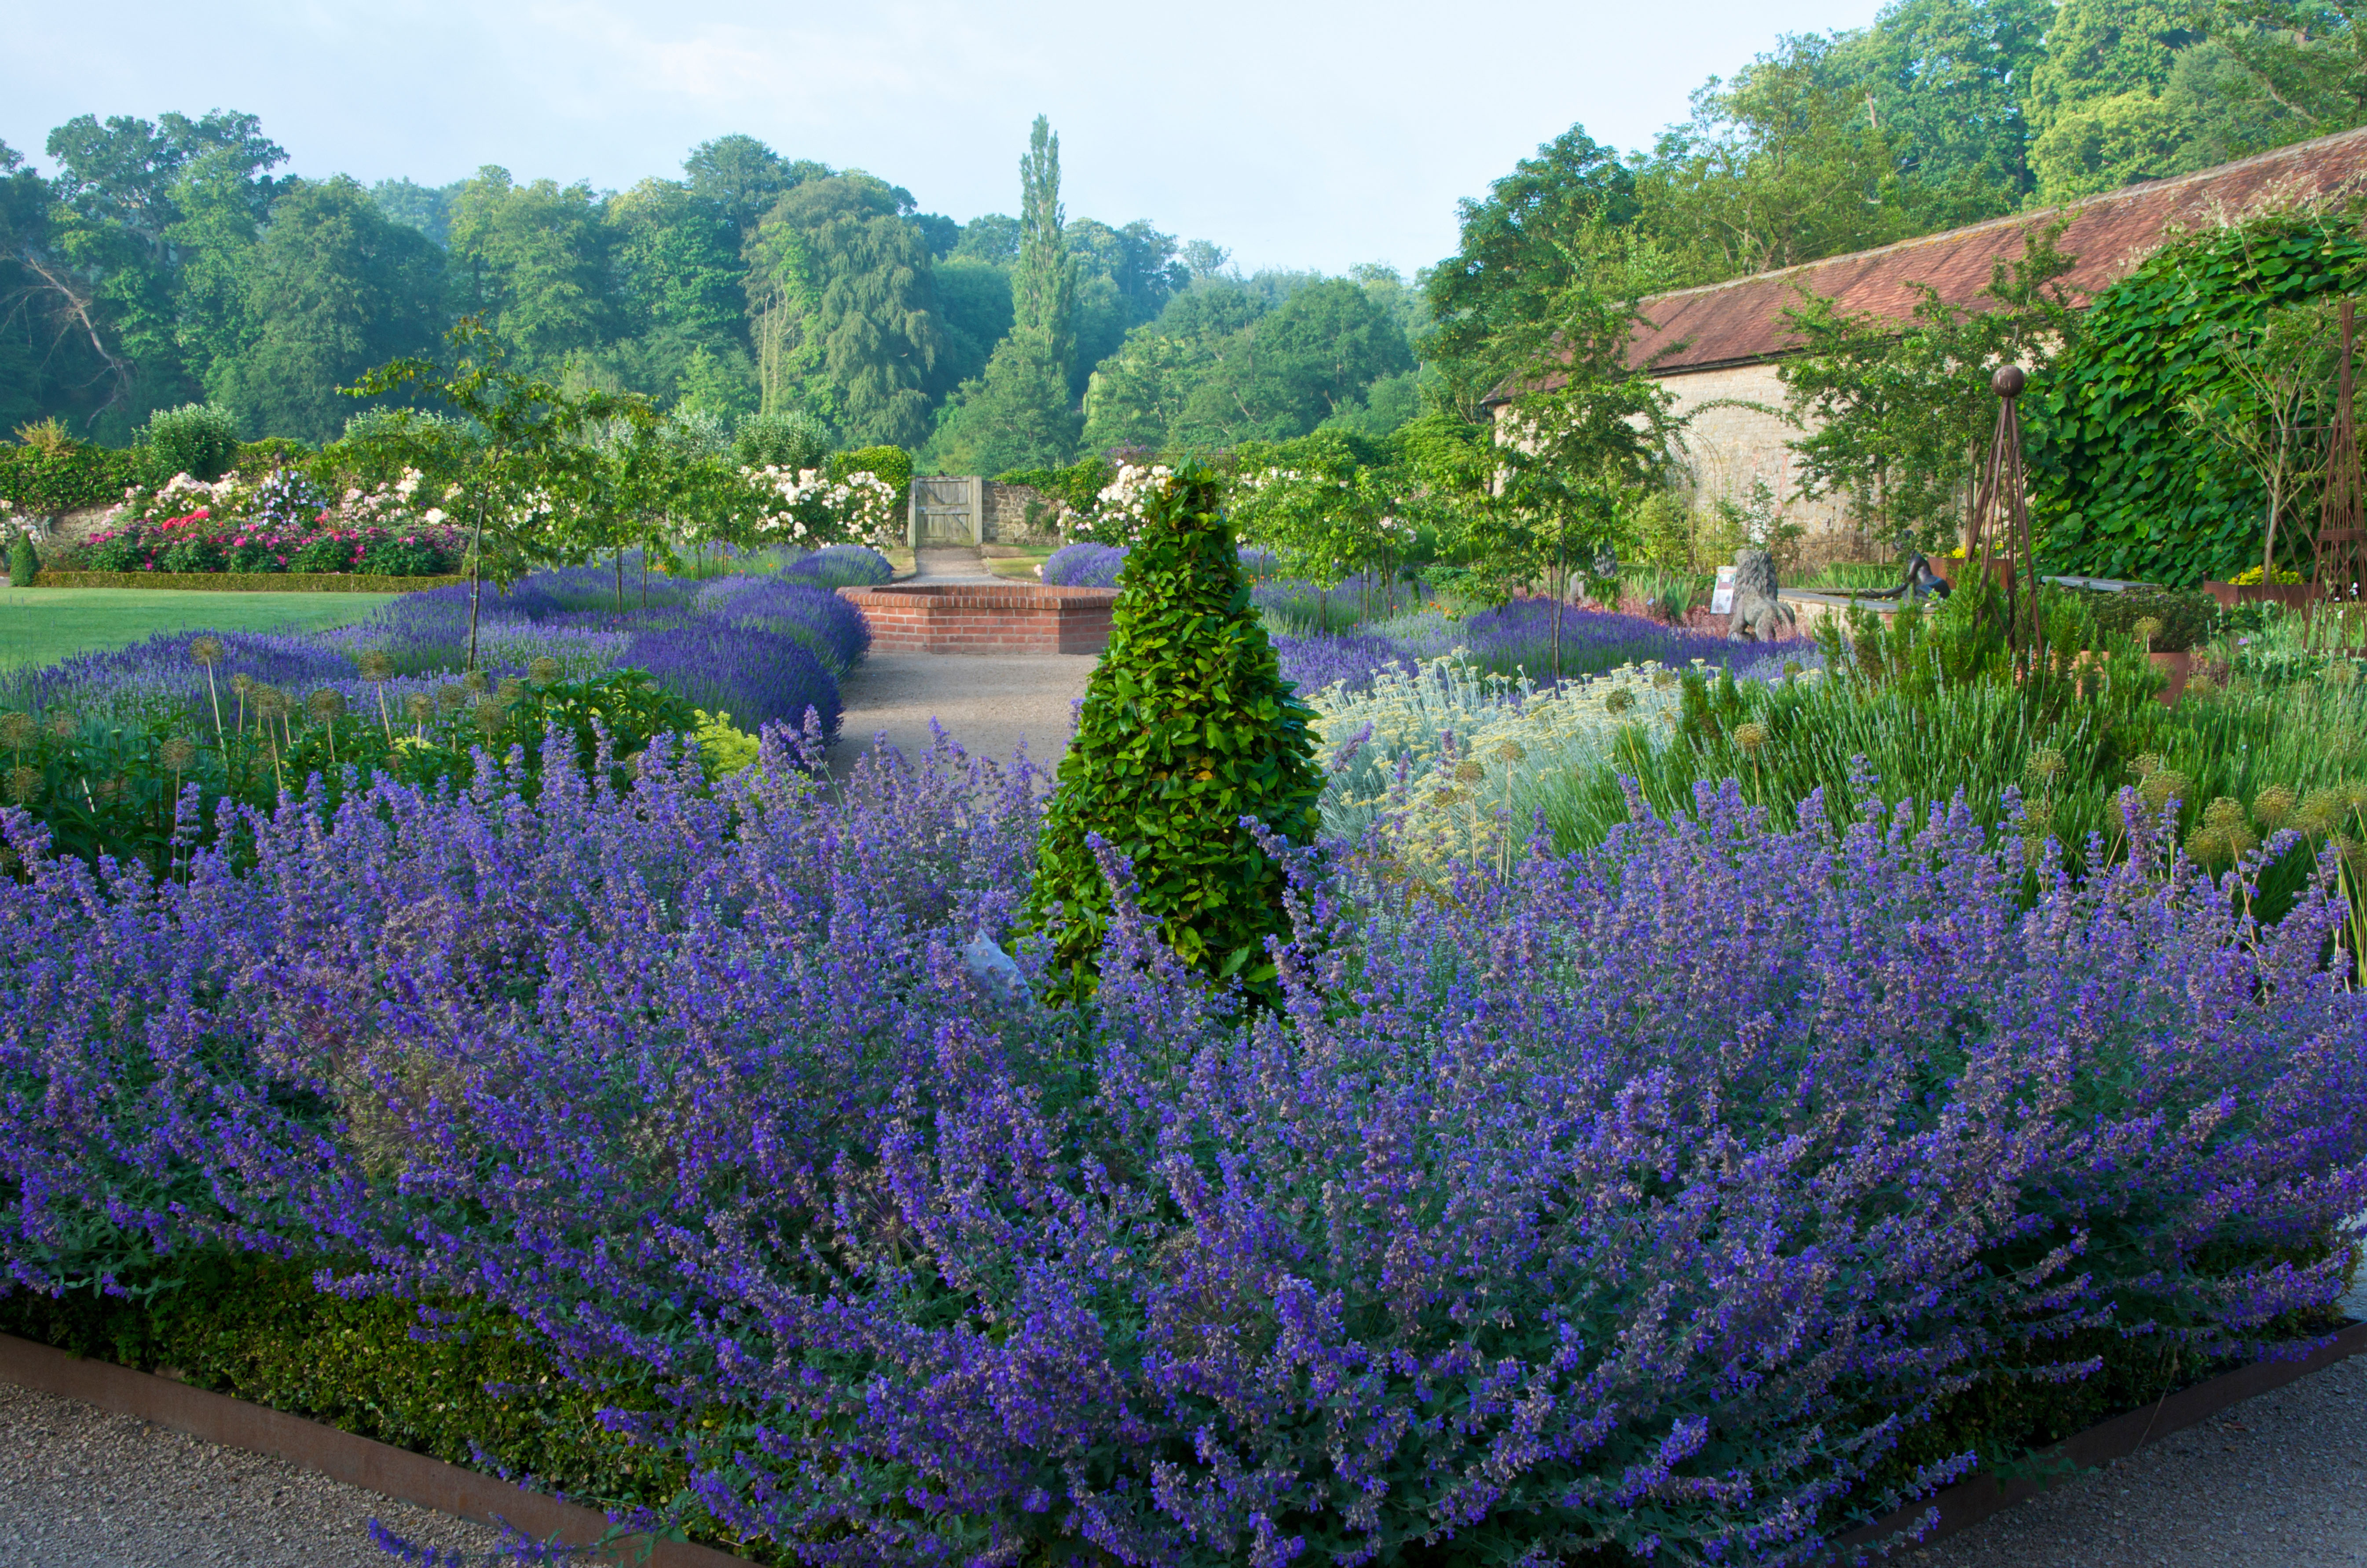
838, 583, 1116, 654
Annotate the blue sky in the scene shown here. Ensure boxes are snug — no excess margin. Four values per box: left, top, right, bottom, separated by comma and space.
6, 0, 1887, 277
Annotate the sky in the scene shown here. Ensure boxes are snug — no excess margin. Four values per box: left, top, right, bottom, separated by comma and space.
4, 0, 1887, 278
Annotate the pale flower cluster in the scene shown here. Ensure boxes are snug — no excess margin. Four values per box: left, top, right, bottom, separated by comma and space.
755, 467, 901, 549
1313, 654, 1694, 873
1092, 463, 1178, 538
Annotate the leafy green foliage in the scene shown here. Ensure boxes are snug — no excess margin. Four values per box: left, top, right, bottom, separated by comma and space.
0, 437, 137, 513
828, 442, 911, 501
1780, 223, 2081, 552
1026, 463, 1322, 996
0, 667, 696, 878
0, 1247, 722, 1547
7, 531, 37, 586
2030, 212, 2367, 585
2070, 583, 2218, 651
136, 402, 241, 482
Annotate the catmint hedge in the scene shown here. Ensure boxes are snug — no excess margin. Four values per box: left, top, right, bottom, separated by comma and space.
1, 727, 2362, 1566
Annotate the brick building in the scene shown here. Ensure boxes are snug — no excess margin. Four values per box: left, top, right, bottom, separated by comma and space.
1494, 125, 2367, 556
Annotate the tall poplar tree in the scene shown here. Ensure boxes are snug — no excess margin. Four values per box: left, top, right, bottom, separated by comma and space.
1012, 115, 1077, 385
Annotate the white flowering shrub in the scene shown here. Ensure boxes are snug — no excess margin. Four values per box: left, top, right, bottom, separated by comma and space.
750, 467, 902, 550
1059, 462, 1180, 544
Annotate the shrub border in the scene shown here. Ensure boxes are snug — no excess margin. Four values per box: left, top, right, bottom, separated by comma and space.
30, 570, 464, 593
1846, 1317, 2367, 1551
0, 1330, 747, 1565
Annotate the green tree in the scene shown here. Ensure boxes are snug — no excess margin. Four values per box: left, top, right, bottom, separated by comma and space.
447, 167, 614, 371
1637, 35, 1970, 285
210, 177, 448, 441
1779, 223, 2081, 551
2023, 0, 2210, 198
1024, 461, 1322, 998
1820, 0, 2051, 202
1012, 117, 1080, 384
746, 173, 943, 446
1172, 278, 1413, 446
1473, 285, 1680, 676
924, 333, 1080, 473
683, 134, 806, 236
352, 318, 641, 668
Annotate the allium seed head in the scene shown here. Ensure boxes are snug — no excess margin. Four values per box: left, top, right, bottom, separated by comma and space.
1733, 722, 1770, 755
307, 690, 346, 723
158, 737, 197, 772
357, 650, 394, 683
2252, 784, 2296, 831
189, 636, 223, 668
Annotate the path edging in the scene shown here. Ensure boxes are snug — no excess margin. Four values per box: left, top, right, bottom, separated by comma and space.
6, 1320, 2359, 1562
1843, 1318, 2367, 1553
0, 1331, 747, 1565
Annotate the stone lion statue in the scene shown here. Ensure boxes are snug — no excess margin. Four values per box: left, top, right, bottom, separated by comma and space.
1727, 547, 1796, 643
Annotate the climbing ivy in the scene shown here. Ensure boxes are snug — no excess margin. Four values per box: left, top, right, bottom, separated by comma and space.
2030, 210, 2367, 586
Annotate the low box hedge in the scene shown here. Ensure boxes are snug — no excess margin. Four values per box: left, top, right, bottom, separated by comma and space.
31, 570, 465, 593
0, 1248, 765, 1561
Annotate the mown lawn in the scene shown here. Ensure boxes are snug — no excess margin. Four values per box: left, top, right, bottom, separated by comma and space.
0, 586, 399, 669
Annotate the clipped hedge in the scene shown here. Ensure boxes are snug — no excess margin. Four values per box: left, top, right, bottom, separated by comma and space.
33, 570, 466, 593
0, 1248, 758, 1558
2069, 583, 2220, 653
2032, 212, 2367, 586
0, 443, 137, 515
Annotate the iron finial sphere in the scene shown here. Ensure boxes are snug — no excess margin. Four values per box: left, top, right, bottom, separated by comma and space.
1991, 365, 2027, 399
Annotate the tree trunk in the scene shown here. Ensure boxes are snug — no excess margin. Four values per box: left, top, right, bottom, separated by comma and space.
465, 508, 487, 673
1551, 522, 1565, 683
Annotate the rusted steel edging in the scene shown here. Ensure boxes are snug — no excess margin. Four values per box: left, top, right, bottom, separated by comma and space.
1842, 1318, 2367, 1554
0, 1331, 748, 1565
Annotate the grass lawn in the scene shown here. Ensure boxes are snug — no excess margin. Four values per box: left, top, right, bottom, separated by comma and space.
0, 586, 399, 670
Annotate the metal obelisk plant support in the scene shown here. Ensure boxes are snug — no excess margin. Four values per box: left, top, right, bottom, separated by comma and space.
1966, 365, 2046, 663
2316, 299, 2365, 604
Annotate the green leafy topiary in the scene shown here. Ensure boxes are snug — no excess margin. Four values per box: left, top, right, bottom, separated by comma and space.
7, 530, 37, 587
1025, 461, 1323, 998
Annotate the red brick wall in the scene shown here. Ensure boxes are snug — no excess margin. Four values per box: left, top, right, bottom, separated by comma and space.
837, 585, 1117, 654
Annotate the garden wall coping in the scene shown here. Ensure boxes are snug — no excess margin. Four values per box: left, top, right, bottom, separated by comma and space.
0, 1330, 749, 1565
1841, 1317, 2367, 1555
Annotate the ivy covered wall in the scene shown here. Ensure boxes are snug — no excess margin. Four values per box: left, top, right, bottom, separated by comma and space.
2032, 212, 2367, 586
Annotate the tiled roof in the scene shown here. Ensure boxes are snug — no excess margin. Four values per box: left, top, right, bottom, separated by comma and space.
1507, 126, 2367, 396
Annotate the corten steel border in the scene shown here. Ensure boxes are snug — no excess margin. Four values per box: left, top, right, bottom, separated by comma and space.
0, 1331, 749, 1565
1840, 1318, 2367, 1555
837, 582, 1117, 654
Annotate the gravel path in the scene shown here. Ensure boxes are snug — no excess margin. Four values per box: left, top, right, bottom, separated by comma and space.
1903, 1351, 2367, 1566
829, 651, 1096, 779
0, 1382, 498, 1566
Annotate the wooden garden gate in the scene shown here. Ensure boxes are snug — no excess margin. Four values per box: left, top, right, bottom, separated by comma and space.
909, 476, 982, 548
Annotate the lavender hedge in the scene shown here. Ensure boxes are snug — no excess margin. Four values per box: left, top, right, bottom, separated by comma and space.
2, 733, 2360, 1565
1043, 541, 1129, 588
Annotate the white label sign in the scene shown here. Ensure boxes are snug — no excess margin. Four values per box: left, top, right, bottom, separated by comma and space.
1708, 565, 1737, 615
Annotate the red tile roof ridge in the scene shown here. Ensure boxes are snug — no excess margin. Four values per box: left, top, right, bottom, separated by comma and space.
1490, 124, 2367, 398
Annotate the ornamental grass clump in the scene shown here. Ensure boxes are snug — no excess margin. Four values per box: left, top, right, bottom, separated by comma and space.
1026, 461, 1323, 994
1, 745, 2363, 1566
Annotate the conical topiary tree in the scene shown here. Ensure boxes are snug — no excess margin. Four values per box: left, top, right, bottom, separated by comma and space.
1026, 461, 1322, 998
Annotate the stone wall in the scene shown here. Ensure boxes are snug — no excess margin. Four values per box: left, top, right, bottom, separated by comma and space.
980, 482, 1065, 546
1656, 362, 1858, 544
